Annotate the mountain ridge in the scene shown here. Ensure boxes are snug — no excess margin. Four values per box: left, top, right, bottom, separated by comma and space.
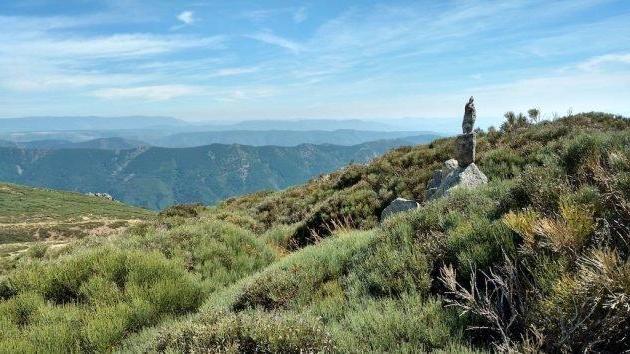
0, 135, 434, 209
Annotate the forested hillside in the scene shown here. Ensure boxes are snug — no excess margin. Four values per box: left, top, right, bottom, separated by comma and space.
0, 137, 428, 209
0, 112, 628, 352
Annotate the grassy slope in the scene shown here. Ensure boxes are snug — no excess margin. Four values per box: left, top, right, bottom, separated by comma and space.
0, 113, 628, 352
216, 112, 629, 246
0, 182, 152, 224
0, 183, 153, 275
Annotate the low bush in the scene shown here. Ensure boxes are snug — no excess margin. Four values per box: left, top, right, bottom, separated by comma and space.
0, 247, 203, 351
332, 295, 465, 352
121, 219, 277, 292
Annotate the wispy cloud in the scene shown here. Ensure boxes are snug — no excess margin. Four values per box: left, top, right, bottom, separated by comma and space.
247, 32, 304, 53
1, 34, 224, 59
240, 9, 277, 22
177, 11, 195, 25
92, 85, 202, 101
213, 67, 259, 77
577, 53, 630, 71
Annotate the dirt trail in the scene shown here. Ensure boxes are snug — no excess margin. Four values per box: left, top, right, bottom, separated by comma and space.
0, 218, 144, 228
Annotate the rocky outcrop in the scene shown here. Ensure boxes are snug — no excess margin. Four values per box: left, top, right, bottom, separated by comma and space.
383, 97, 488, 219
425, 97, 487, 200
425, 160, 487, 200
381, 197, 420, 220
87, 192, 114, 201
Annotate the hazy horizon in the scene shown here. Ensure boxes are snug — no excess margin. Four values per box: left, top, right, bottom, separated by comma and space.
1, 1, 629, 128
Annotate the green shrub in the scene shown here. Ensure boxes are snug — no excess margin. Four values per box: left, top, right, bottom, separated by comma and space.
345, 221, 433, 298
0, 292, 45, 327
158, 203, 205, 218
120, 220, 276, 292
481, 147, 525, 180
0, 247, 203, 351
156, 310, 335, 353
233, 230, 375, 311
333, 295, 466, 352
26, 243, 48, 259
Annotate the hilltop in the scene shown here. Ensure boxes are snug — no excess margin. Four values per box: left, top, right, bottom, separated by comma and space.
0, 112, 628, 352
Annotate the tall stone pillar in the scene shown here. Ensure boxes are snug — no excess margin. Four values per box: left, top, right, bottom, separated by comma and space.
456, 97, 477, 167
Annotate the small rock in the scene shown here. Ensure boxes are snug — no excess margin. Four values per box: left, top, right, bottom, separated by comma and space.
442, 158, 459, 177
381, 197, 420, 221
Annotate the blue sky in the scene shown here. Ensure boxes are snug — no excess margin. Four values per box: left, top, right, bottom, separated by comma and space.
0, 0, 629, 125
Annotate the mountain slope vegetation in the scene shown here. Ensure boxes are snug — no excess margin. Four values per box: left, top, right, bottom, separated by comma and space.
0, 137, 432, 210
0, 183, 153, 275
152, 130, 439, 147
0, 112, 628, 352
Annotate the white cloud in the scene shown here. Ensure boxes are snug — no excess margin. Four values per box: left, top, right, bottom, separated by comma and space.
177, 11, 195, 25
241, 9, 276, 22
213, 67, 259, 77
4, 72, 142, 92
293, 7, 307, 23
0, 33, 224, 59
219, 87, 276, 101
247, 32, 304, 53
92, 85, 202, 101
577, 53, 630, 71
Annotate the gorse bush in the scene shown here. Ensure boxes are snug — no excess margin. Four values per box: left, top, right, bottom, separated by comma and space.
156, 310, 336, 353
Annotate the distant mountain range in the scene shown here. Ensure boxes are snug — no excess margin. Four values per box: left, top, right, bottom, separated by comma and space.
0, 130, 439, 148
145, 130, 439, 148
0, 135, 434, 209
0, 115, 474, 135
0, 137, 148, 150
0, 116, 185, 132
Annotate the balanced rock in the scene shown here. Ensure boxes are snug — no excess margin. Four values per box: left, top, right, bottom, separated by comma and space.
381, 197, 420, 221
425, 97, 487, 201
462, 96, 476, 134
455, 133, 476, 167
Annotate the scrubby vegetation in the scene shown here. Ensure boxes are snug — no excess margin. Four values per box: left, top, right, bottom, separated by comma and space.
0, 212, 276, 351
0, 183, 154, 276
0, 112, 628, 352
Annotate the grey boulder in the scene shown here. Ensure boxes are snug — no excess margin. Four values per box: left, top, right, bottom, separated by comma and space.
425, 160, 487, 200
381, 197, 420, 221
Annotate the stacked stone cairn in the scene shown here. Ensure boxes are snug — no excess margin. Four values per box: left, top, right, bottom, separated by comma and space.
381, 97, 488, 221
425, 96, 488, 200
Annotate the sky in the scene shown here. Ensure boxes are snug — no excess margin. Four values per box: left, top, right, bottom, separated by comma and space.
0, 0, 629, 125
